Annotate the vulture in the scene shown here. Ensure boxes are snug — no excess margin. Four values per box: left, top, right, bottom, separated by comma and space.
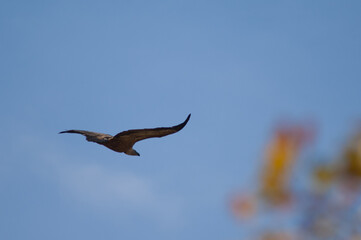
59, 114, 190, 156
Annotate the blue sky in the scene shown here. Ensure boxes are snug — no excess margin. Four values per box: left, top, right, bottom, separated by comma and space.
1, 0, 361, 239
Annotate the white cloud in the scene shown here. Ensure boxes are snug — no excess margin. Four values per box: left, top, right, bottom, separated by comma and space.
56, 161, 183, 226
15, 134, 184, 229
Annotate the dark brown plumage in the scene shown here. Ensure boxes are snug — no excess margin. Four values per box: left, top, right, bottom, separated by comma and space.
59, 114, 191, 156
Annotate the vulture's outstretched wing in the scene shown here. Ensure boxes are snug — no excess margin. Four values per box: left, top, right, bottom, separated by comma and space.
113, 114, 191, 144
59, 130, 113, 143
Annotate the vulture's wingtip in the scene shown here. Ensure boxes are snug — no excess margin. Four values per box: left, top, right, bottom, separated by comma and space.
185, 114, 191, 123
59, 130, 72, 134
185, 113, 191, 122
173, 114, 191, 131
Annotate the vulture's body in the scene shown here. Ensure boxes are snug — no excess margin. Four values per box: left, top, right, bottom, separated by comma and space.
59, 114, 190, 156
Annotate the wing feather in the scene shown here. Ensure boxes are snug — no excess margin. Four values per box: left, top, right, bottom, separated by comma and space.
59, 130, 113, 143
113, 114, 191, 143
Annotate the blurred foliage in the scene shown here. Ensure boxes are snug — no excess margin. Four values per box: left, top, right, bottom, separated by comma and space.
259, 124, 314, 207
230, 123, 361, 240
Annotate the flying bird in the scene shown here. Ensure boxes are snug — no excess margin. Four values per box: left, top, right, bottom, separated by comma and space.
59, 114, 191, 156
